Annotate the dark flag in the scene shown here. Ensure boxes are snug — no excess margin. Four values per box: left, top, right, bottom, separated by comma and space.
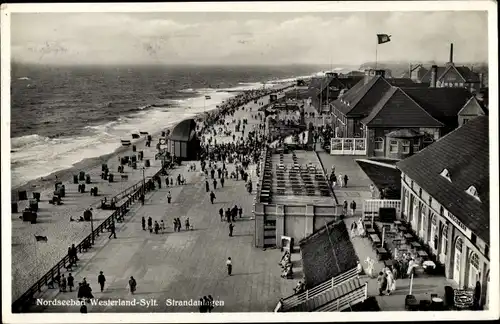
205, 95, 211, 100
34, 235, 48, 243
377, 34, 391, 44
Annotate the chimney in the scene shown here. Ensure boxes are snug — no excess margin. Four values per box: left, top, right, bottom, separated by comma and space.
375, 70, 386, 78
479, 73, 484, 89
332, 72, 338, 78
449, 43, 454, 64
430, 65, 438, 88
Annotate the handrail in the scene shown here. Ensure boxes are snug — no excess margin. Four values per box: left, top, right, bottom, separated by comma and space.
280, 266, 358, 311
12, 166, 166, 313
313, 283, 367, 312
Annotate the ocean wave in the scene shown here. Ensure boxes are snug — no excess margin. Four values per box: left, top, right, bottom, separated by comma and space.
18, 77, 31, 80
11, 134, 51, 149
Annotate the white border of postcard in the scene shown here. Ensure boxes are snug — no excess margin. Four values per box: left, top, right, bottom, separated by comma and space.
1, 1, 498, 323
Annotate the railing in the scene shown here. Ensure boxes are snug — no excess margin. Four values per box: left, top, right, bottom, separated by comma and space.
278, 267, 358, 311
313, 282, 368, 312
362, 199, 402, 223
11, 166, 166, 313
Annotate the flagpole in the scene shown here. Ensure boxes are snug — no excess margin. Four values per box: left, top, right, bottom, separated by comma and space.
375, 41, 378, 70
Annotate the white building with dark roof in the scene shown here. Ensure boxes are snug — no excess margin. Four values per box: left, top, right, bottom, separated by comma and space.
396, 115, 490, 309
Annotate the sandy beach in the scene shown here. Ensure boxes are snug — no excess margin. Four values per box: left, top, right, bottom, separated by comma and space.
10, 86, 291, 302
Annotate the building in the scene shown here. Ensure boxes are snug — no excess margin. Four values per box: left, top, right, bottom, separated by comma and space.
253, 148, 339, 248
410, 43, 483, 93
330, 70, 477, 158
396, 116, 490, 308
166, 119, 200, 160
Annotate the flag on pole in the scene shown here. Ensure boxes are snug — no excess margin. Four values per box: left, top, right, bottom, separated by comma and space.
205, 95, 211, 100
377, 34, 391, 44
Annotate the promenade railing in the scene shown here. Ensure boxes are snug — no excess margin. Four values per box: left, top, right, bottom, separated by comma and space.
276, 267, 358, 312
12, 166, 166, 313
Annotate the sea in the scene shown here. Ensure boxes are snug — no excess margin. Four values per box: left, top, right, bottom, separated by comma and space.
9, 63, 347, 188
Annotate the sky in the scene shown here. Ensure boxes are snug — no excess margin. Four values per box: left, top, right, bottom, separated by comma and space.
10, 11, 489, 66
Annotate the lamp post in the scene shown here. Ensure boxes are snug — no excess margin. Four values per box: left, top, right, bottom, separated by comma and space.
88, 207, 94, 245
142, 166, 146, 195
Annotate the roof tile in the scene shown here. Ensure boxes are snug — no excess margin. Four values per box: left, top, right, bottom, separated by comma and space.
396, 116, 490, 244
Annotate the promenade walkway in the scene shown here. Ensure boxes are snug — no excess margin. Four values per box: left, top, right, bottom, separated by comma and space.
30, 87, 297, 313
11, 133, 162, 300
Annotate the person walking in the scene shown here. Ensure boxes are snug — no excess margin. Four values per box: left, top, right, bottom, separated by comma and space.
219, 208, 224, 222
60, 274, 67, 292
343, 200, 348, 215
229, 223, 235, 237
210, 191, 216, 204
167, 191, 172, 204
160, 220, 165, 233
185, 218, 190, 231
343, 174, 349, 187
331, 174, 337, 188
338, 173, 344, 188
67, 273, 74, 292
148, 217, 153, 233
154, 220, 160, 234
141, 217, 146, 231
220, 176, 225, 188
108, 222, 116, 239
98, 271, 106, 292
213, 178, 218, 190
238, 206, 243, 218
129, 276, 137, 295
377, 271, 388, 296
226, 257, 232, 276
350, 200, 357, 216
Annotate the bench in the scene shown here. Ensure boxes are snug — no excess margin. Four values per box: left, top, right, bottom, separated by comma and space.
120, 175, 129, 181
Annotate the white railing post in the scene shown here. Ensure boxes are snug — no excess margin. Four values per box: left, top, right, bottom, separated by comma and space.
306, 290, 309, 300
331, 277, 335, 288
337, 299, 340, 310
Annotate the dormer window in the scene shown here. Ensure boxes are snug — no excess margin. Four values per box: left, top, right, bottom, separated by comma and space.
466, 186, 481, 202
440, 168, 452, 182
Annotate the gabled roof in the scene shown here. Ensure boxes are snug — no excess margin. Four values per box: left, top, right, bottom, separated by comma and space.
387, 78, 417, 87
420, 66, 447, 83
396, 116, 490, 244
333, 76, 393, 117
299, 219, 358, 289
361, 87, 444, 127
458, 96, 487, 116
403, 87, 472, 125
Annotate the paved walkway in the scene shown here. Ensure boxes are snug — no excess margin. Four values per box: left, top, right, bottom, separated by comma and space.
30, 89, 298, 313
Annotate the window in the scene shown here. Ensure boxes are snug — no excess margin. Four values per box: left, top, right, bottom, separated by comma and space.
470, 253, 479, 269
413, 139, 420, 152
441, 224, 448, 255
374, 137, 384, 151
454, 82, 459, 87
419, 188, 422, 198
402, 140, 410, 153
431, 215, 438, 250
423, 134, 434, 146
463, 119, 469, 125
466, 185, 481, 202
459, 83, 464, 87
389, 140, 398, 153
440, 168, 452, 182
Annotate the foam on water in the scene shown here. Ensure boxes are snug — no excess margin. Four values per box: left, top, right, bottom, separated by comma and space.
10, 72, 320, 188
10, 86, 253, 188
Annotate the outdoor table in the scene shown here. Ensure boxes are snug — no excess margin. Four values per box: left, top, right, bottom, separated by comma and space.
394, 220, 402, 226
398, 225, 408, 232
417, 250, 428, 258
376, 247, 388, 260
363, 220, 372, 229
384, 259, 395, 267
366, 228, 376, 235
411, 242, 422, 249
404, 233, 413, 240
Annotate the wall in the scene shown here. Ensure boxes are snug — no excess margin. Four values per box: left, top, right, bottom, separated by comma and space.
254, 202, 338, 248
400, 172, 490, 306
458, 99, 485, 126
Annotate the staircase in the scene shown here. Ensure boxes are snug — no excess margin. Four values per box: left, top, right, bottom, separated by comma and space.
276, 267, 360, 312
